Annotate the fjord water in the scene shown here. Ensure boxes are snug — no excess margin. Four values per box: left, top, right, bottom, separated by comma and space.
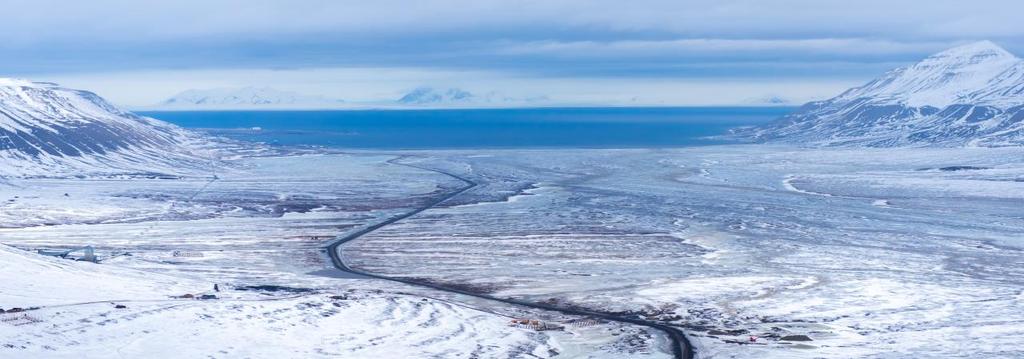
140, 107, 791, 149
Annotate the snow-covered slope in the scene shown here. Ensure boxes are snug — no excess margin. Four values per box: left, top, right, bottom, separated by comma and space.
0, 78, 221, 177
156, 87, 344, 109
738, 41, 1024, 147
0, 244, 200, 307
0, 241, 567, 358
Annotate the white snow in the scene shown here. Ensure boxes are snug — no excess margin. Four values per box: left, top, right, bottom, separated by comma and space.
0, 152, 665, 358
0, 244, 202, 308
741, 41, 1024, 147
0, 240, 569, 358
838, 41, 1023, 108
334, 146, 1024, 358
0, 77, 229, 177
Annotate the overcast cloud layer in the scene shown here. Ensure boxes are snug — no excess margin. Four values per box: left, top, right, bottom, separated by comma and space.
3, 0, 1022, 106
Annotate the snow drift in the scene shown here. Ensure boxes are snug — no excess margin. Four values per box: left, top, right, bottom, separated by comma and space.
0, 244, 200, 308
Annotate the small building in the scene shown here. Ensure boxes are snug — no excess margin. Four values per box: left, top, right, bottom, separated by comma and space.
37, 246, 98, 263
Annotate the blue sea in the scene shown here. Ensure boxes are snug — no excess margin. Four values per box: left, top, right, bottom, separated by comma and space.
139, 107, 791, 149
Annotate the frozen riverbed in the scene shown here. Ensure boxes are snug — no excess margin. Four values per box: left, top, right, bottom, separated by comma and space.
343, 146, 1024, 358
2, 145, 1022, 358
0, 152, 663, 359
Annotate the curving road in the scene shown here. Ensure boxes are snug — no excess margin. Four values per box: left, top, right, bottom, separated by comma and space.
323, 156, 694, 359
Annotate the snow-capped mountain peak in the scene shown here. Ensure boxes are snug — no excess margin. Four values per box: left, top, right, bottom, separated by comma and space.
0, 78, 220, 177
736, 41, 1024, 147
927, 40, 1014, 61
0, 77, 39, 87
837, 41, 1021, 108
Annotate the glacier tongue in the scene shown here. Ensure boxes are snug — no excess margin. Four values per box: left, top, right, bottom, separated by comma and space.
738, 41, 1024, 147
0, 78, 226, 177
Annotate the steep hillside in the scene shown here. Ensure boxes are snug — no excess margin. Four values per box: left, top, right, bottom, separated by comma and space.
737, 41, 1024, 147
0, 78, 223, 177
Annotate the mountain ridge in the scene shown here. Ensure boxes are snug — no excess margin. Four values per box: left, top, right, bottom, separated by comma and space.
395, 87, 551, 107
0, 78, 226, 177
155, 87, 344, 110
737, 41, 1024, 147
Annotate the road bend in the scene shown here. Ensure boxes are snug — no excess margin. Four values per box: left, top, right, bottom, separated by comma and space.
323, 156, 694, 359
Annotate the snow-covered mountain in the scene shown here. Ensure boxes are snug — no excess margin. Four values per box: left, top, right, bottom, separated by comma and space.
737, 41, 1024, 147
0, 78, 221, 177
157, 87, 344, 109
742, 95, 796, 106
397, 87, 475, 105
396, 87, 550, 107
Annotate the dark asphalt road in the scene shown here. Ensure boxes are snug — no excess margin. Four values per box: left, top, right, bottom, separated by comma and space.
323, 156, 694, 359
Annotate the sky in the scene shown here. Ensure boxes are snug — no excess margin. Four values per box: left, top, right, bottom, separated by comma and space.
3, 0, 1023, 107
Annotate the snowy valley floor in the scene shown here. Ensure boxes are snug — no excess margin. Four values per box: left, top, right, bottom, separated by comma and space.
1, 146, 1023, 358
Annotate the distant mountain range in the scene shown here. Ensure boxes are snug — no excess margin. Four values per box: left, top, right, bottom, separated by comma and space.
742, 95, 796, 106
395, 87, 550, 107
736, 41, 1024, 147
397, 87, 475, 105
0, 78, 221, 177
154, 86, 548, 109
156, 87, 345, 110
